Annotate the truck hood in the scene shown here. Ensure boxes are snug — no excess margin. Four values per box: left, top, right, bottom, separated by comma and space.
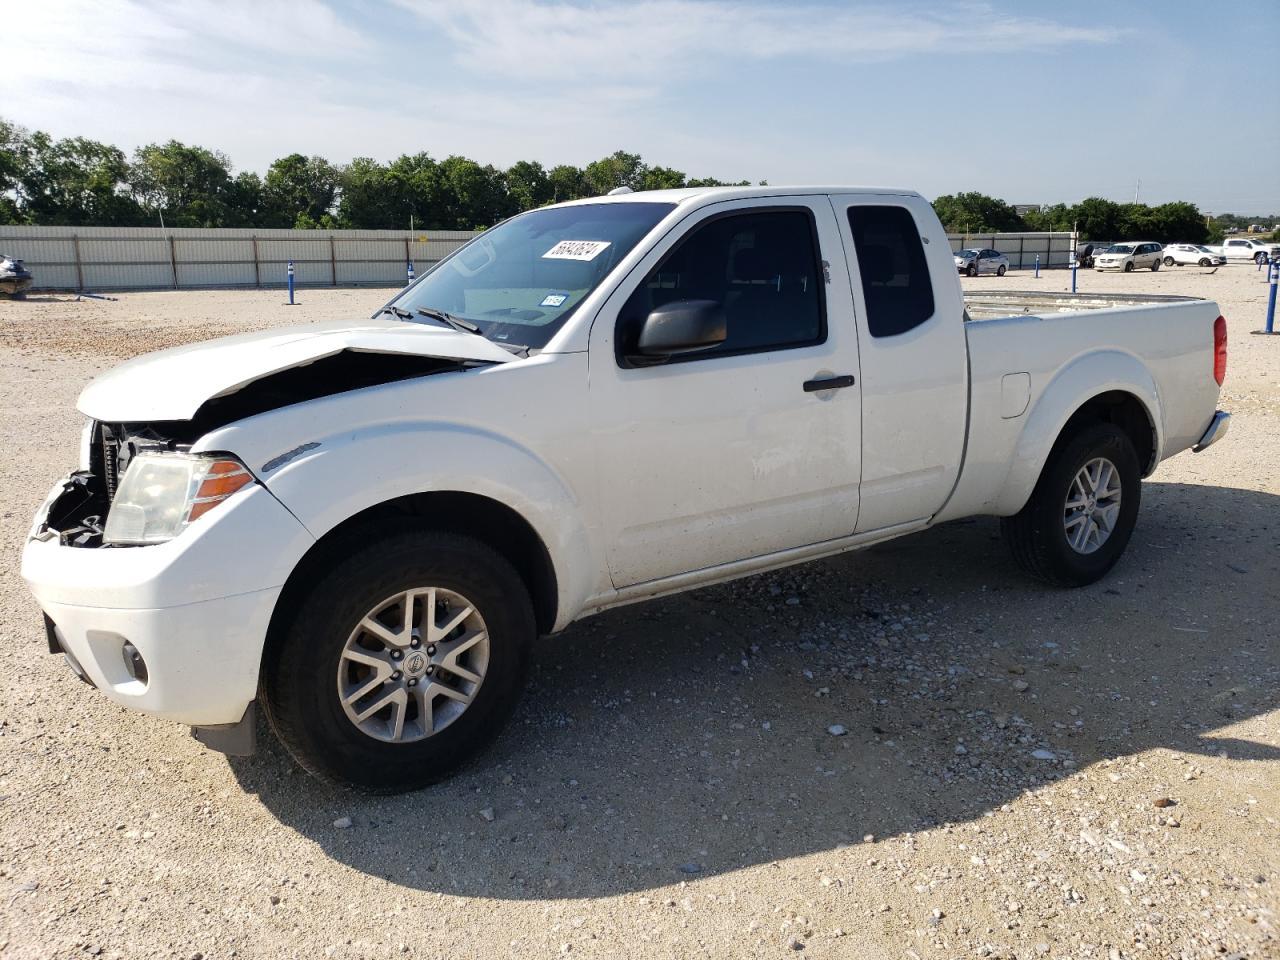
77, 318, 516, 422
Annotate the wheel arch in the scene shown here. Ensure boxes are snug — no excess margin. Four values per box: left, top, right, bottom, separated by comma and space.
994, 352, 1162, 515
264, 491, 562, 671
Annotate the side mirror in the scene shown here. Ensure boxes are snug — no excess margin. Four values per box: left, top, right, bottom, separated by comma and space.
631, 299, 726, 361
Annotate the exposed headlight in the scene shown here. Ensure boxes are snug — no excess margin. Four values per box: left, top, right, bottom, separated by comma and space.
103, 453, 254, 545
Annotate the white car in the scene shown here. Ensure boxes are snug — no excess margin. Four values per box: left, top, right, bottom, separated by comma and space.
1162, 244, 1225, 267
1219, 237, 1279, 263
953, 247, 1009, 276
1095, 242, 1164, 272
22, 185, 1230, 792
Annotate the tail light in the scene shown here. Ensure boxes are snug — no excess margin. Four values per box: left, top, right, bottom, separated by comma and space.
1213, 316, 1227, 386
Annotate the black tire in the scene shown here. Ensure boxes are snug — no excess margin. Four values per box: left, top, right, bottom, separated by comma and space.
966, 263, 978, 277
1199, 258, 1211, 267
1151, 258, 1160, 271
997, 264, 1007, 276
261, 529, 535, 792
1163, 256, 1175, 267
1256, 252, 1267, 265
1123, 261, 1134, 272
1000, 422, 1142, 587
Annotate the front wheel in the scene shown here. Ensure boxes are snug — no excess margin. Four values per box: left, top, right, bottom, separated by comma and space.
261, 529, 535, 792
1001, 422, 1141, 587
966, 264, 977, 277
1123, 261, 1135, 272
1199, 258, 1211, 267
996, 264, 1007, 276
1163, 256, 1175, 267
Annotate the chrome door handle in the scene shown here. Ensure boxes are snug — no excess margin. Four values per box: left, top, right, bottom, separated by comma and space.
803, 375, 855, 392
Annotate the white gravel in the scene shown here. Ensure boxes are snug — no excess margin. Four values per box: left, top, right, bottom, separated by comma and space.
0, 266, 1276, 958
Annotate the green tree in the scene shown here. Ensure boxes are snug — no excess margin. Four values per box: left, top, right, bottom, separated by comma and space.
389, 152, 441, 228
130, 140, 233, 227
434, 155, 505, 229
262, 153, 340, 228
584, 150, 645, 195
338, 157, 402, 229
503, 160, 553, 215
931, 192, 1025, 233
1147, 201, 1208, 244
223, 171, 265, 227
1069, 197, 1125, 241
15, 133, 141, 226
547, 164, 589, 203
640, 165, 687, 191
0, 117, 30, 224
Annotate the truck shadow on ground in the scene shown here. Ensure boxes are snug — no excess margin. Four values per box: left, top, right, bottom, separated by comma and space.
229, 479, 1279, 900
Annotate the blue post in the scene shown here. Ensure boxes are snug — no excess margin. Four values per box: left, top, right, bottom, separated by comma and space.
1034, 254, 1040, 279
287, 259, 296, 305
1071, 257, 1078, 293
1266, 261, 1278, 334
406, 259, 415, 285
1258, 254, 1266, 272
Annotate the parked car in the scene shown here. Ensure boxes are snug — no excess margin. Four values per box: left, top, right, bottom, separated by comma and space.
1095, 242, 1164, 272
954, 247, 1008, 276
1218, 236, 1280, 263
1163, 244, 1225, 267
22, 185, 1230, 792
0, 254, 33, 298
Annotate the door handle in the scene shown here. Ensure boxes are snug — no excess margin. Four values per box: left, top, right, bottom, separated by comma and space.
803, 374, 856, 392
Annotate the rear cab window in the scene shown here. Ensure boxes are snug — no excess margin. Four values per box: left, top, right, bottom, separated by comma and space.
846, 205, 936, 338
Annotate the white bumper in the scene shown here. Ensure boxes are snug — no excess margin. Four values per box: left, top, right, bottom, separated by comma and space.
22, 482, 315, 726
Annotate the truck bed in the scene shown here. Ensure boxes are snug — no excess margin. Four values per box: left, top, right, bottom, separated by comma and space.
963, 290, 1201, 322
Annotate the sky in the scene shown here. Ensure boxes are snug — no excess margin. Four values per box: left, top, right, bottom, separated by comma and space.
9, 0, 1279, 214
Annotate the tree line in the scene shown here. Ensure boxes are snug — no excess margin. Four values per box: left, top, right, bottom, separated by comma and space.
0, 117, 750, 231
0, 116, 1248, 243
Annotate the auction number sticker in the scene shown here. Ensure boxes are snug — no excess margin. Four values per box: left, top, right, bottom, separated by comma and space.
542, 240, 611, 261
539, 292, 569, 307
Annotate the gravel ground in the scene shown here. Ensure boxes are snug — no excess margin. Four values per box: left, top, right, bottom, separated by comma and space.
0, 266, 1276, 960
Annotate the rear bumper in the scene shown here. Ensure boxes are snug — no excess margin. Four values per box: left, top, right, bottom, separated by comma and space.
1193, 410, 1230, 452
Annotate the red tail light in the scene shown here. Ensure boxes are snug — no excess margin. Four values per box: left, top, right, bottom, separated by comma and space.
1213, 316, 1227, 386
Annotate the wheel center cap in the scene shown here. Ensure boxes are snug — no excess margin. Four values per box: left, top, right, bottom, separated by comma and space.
403, 651, 428, 678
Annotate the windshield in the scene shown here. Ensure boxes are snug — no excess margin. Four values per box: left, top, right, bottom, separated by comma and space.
1195, 245, 1214, 252
957, 249, 979, 257
389, 201, 674, 350
1106, 244, 1135, 254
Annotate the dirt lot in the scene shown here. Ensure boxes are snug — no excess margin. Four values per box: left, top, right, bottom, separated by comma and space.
0, 266, 1276, 960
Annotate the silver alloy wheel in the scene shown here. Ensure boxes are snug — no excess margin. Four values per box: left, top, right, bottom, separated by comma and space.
1063, 457, 1122, 555
337, 587, 490, 743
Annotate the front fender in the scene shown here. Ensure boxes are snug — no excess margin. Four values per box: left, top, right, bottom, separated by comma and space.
207, 421, 597, 633
993, 349, 1163, 516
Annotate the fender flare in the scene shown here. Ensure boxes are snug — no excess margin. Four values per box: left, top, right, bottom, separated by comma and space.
258, 422, 597, 632
993, 350, 1163, 516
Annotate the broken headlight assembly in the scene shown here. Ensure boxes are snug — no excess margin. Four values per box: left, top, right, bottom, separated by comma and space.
102, 453, 254, 546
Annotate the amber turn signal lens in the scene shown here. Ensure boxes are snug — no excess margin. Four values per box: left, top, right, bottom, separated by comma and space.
185, 460, 253, 523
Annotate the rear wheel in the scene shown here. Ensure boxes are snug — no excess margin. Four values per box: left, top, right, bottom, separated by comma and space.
1001, 422, 1141, 587
262, 529, 535, 792
1151, 258, 1160, 271
1256, 252, 1267, 265
996, 264, 1007, 276
1163, 256, 1175, 267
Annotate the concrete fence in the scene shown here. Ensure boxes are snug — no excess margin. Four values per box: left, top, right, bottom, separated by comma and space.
0, 225, 481, 291
947, 232, 1077, 269
1, 225, 1081, 292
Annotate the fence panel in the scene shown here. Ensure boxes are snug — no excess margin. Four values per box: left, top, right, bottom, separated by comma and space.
0, 226, 481, 291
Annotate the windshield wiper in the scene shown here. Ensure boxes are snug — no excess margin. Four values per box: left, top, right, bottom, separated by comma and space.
375, 305, 414, 320
416, 307, 482, 335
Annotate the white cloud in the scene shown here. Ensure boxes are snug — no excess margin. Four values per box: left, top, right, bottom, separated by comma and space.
393, 0, 1119, 87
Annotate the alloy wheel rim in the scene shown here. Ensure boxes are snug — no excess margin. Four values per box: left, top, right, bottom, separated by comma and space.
1063, 457, 1122, 555
337, 587, 490, 743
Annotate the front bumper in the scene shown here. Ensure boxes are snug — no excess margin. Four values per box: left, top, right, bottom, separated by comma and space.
22, 480, 315, 726
1192, 410, 1230, 453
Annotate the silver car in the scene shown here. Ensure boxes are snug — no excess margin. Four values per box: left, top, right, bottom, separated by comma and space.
954, 247, 1009, 277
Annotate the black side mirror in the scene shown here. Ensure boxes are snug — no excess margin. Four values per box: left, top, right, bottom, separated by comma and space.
630, 299, 726, 363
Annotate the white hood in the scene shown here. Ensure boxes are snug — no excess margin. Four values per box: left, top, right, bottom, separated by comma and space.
77, 318, 516, 422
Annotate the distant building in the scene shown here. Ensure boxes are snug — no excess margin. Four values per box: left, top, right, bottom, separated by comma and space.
1247, 224, 1265, 233
1013, 204, 1041, 215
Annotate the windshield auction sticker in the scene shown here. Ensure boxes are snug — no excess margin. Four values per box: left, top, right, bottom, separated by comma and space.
542, 240, 612, 261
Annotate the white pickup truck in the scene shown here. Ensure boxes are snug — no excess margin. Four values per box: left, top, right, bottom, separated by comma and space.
22, 186, 1231, 792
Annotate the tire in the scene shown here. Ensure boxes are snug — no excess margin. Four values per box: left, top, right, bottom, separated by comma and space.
966, 264, 977, 277
1123, 261, 1134, 272
996, 264, 1007, 276
1163, 256, 1175, 267
1000, 422, 1142, 587
1199, 258, 1211, 267
262, 528, 535, 792
1256, 253, 1267, 265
